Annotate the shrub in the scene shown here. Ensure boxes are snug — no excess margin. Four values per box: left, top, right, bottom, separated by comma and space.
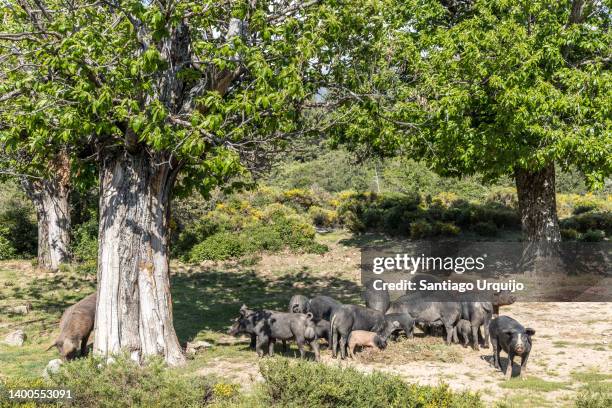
280, 188, 319, 210
0, 187, 37, 257
0, 227, 16, 260
433, 222, 461, 236
308, 206, 337, 228
473, 221, 498, 237
189, 232, 247, 261
486, 187, 518, 208
71, 218, 99, 262
580, 230, 605, 242
574, 382, 612, 408
259, 358, 482, 408
573, 204, 597, 215
561, 229, 580, 241
43, 355, 219, 408
410, 220, 433, 239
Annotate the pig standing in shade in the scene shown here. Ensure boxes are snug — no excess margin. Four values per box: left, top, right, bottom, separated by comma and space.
48, 293, 96, 360
489, 316, 535, 379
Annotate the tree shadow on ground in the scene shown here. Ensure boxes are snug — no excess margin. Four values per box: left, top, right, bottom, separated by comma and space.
171, 265, 362, 343
3, 271, 95, 319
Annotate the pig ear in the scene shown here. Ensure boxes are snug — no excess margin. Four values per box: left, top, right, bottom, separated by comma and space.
239, 305, 248, 316
525, 328, 535, 336
46, 341, 60, 351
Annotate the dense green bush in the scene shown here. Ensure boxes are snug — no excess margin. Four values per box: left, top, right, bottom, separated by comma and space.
574, 382, 612, 408
473, 221, 498, 237
0, 227, 16, 260
189, 232, 248, 261
259, 359, 482, 408
1, 355, 238, 408
184, 201, 327, 262
71, 218, 99, 262
0, 183, 37, 257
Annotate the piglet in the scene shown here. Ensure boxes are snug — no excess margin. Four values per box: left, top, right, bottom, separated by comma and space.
347, 330, 387, 358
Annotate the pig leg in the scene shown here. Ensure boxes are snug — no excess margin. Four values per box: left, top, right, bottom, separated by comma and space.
452, 326, 459, 344
80, 334, 90, 357
506, 352, 515, 379
492, 337, 500, 369
348, 342, 355, 359
256, 335, 268, 357
471, 323, 480, 351
281, 340, 287, 353
444, 321, 454, 345
249, 334, 256, 350
331, 329, 338, 358
339, 334, 348, 359
482, 315, 491, 348
295, 336, 306, 359
309, 340, 320, 361
519, 354, 529, 378
268, 338, 275, 357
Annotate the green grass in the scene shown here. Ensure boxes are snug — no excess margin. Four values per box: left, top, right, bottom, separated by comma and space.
499, 377, 570, 392
571, 369, 612, 384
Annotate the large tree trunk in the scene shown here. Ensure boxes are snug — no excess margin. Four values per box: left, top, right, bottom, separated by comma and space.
515, 163, 561, 242
515, 163, 563, 274
21, 160, 71, 271
93, 150, 185, 366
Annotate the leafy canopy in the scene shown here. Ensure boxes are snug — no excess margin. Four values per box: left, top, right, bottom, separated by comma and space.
326, 0, 612, 187
0, 0, 347, 195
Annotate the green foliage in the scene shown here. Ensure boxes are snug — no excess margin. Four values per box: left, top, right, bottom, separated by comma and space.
580, 230, 605, 243
0, 183, 37, 258
259, 358, 483, 408
189, 232, 248, 261
473, 221, 499, 237
71, 218, 99, 262
41, 355, 234, 408
327, 0, 612, 190
575, 382, 612, 408
0, 228, 16, 260
183, 198, 327, 262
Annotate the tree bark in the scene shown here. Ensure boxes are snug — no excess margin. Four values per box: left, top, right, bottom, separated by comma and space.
21, 158, 71, 271
515, 163, 564, 274
514, 163, 561, 243
93, 150, 185, 366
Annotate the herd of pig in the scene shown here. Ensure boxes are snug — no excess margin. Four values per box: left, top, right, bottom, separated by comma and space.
47, 276, 535, 379
228, 277, 536, 379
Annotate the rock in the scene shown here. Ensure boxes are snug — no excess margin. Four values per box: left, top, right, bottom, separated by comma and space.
4, 330, 26, 346
43, 359, 63, 379
186, 340, 213, 354
8, 303, 32, 315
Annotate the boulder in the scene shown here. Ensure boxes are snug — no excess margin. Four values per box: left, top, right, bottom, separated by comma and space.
43, 359, 63, 379
185, 340, 213, 354
8, 303, 32, 315
4, 330, 26, 346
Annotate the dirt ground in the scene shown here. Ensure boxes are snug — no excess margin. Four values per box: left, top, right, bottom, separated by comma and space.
191, 232, 612, 407
1, 231, 610, 407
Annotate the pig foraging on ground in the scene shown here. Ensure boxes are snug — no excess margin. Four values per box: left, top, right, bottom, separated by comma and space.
48, 293, 96, 360
489, 316, 535, 379
330, 304, 398, 359
383, 313, 416, 339
229, 305, 320, 360
347, 330, 387, 358
386, 296, 461, 344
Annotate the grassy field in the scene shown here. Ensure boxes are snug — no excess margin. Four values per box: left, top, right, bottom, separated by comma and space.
1, 231, 611, 407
